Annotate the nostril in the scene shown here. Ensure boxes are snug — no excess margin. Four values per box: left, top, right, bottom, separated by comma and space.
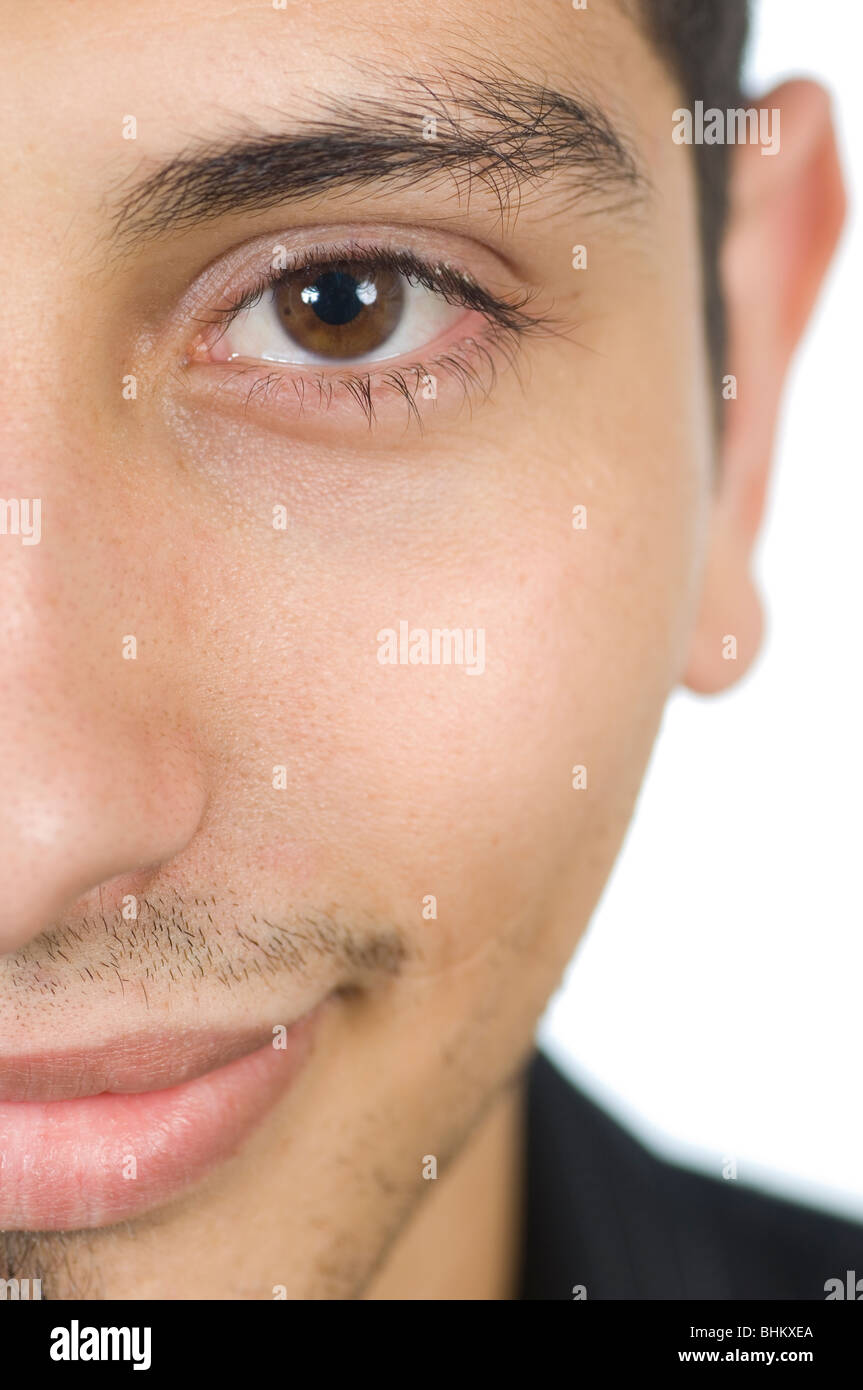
0, 745, 207, 957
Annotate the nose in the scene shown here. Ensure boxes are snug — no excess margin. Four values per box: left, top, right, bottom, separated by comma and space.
0, 115, 211, 958
0, 491, 207, 958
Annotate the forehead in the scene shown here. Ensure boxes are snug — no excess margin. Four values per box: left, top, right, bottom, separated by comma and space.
2, 0, 663, 158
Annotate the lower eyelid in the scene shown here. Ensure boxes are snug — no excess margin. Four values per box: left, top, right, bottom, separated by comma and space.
184, 312, 522, 434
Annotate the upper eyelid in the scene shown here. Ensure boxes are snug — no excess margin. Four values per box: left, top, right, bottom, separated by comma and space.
173, 218, 543, 327
190, 240, 562, 360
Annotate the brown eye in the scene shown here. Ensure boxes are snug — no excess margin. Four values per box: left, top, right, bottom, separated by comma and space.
210, 250, 467, 370
273, 263, 404, 359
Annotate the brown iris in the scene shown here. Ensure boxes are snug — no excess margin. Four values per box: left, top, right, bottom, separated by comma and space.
273, 263, 404, 359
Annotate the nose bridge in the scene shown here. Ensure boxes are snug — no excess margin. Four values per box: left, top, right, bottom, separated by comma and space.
0, 412, 207, 958
0, 52, 208, 958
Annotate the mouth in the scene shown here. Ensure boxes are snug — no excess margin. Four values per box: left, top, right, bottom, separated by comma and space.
0, 1004, 327, 1230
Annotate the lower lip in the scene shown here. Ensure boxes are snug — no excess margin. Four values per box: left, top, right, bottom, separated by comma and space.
0, 1010, 321, 1231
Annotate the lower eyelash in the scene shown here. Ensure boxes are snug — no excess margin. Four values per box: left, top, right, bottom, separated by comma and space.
212, 317, 531, 432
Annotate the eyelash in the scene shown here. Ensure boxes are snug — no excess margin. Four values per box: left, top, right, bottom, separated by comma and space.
192, 241, 560, 429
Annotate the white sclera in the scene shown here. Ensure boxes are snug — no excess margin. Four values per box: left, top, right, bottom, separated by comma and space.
219, 272, 462, 366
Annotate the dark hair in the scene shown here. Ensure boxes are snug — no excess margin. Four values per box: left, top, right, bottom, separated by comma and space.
639, 0, 750, 384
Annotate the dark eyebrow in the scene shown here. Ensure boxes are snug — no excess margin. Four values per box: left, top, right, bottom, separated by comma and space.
111, 70, 647, 246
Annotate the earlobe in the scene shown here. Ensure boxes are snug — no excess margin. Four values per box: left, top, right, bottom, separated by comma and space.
682, 505, 764, 694
682, 79, 845, 697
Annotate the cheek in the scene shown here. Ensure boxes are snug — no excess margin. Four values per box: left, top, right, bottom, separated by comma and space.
184, 458, 698, 977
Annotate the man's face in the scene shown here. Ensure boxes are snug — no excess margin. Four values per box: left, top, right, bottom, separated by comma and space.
0, 0, 715, 1296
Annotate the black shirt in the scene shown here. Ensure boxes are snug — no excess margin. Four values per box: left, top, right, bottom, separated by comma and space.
518, 1049, 863, 1300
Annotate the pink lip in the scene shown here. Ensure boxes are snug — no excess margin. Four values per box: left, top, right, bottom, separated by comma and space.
0, 1008, 324, 1230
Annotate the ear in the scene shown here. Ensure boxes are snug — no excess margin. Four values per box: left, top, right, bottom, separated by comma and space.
683, 80, 846, 694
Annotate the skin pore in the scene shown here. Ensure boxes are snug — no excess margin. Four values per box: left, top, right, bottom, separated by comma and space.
0, 0, 844, 1298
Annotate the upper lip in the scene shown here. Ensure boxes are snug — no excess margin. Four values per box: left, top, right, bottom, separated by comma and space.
0, 1027, 277, 1102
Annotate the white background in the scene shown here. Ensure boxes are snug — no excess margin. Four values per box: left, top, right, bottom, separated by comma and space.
542, 0, 863, 1220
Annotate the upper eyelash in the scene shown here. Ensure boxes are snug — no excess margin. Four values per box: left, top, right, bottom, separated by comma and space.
198, 240, 560, 345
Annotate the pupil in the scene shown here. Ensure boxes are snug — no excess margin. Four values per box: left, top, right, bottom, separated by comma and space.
303, 271, 373, 327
